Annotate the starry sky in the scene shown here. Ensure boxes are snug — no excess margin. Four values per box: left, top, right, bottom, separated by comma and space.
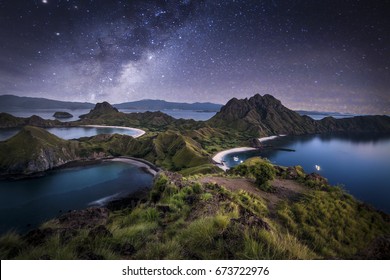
0, 0, 389, 114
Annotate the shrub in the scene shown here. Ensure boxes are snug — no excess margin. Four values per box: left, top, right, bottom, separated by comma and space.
250, 162, 276, 191
230, 164, 250, 176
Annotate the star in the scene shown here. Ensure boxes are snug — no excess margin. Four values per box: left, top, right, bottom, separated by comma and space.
0, 0, 388, 114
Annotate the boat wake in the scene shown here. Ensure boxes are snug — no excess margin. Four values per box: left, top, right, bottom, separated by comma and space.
88, 192, 123, 206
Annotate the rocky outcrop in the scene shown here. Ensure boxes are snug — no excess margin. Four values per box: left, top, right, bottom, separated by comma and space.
0, 126, 80, 176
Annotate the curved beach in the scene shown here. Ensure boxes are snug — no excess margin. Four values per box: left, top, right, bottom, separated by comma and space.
213, 135, 284, 171
212, 147, 257, 171
106, 157, 160, 176
81, 125, 146, 138
258, 134, 286, 142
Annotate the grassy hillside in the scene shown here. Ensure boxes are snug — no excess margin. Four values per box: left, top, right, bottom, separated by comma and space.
1, 158, 388, 260
0, 113, 61, 128
0, 126, 80, 175
0, 126, 213, 176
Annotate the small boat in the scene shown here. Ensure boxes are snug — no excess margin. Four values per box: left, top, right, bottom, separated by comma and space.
233, 156, 239, 162
315, 165, 321, 171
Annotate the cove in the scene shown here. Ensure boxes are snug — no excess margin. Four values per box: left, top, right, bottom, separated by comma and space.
223, 133, 390, 213
0, 125, 144, 141
0, 160, 154, 234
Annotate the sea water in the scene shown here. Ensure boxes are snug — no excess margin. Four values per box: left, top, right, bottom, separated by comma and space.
223, 133, 390, 213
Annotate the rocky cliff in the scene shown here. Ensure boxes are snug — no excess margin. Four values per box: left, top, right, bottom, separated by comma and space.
0, 126, 80, 176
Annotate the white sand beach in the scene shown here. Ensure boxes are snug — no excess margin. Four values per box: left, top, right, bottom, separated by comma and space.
258, 134, 286, 142
258, 134, 287, 143
212, 147, 257, 171
81, 125, 146, 138
212, 135, 286, 171
106, 157, 158, 175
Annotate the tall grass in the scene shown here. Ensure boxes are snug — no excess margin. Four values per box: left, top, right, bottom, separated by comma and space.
277, 189, 390, 258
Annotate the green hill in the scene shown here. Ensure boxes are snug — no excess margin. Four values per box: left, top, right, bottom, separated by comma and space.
0, 126, 212, 176
0, 113, 60, 128
0, 126, 79, 175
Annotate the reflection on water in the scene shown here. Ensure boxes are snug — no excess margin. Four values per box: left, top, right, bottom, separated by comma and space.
0, 162, 153, 234
0, 126, 140, 141
224, 133, 390, 213
45, 126, 139, 139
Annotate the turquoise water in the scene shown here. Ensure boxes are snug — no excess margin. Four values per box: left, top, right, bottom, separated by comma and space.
0, 126, 140, 141
223, 133, 390, 213
0, 161, 153, 233
45, 126, 140, 139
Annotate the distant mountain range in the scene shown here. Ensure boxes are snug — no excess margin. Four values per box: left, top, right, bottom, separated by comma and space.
0, 95, 222, 112
0, 94, 361, 117
296, 110, 354, 117
0, 95, 94, 110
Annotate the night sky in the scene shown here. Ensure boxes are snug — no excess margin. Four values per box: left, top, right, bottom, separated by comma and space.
0, 0, 389, 114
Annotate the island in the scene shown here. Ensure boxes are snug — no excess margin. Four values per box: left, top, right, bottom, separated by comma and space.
53, 111, 73, 119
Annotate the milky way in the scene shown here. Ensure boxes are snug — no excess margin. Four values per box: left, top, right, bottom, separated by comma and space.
0, 0, 389, 114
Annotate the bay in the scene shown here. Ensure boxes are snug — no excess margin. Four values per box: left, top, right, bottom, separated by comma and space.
223, 133, 390, 213
0, 161, 153, 234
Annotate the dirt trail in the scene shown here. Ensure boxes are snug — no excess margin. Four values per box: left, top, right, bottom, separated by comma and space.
199, 177, 307, 215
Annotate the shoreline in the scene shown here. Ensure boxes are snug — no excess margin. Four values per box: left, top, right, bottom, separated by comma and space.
212, 135, 283, 171
105, 157, 160, 176
1, 156, 159, 180
212, 147, 257, 171
258, 134, 286, 143
81, 125, 146, 138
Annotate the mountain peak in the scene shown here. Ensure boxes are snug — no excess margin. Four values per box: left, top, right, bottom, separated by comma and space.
80, 102, 119, 119
93, 102, 119, 113
248, 93, 281, 105
208, 93, 316, 137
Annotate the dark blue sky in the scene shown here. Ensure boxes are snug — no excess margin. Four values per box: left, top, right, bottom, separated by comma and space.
0, 0, 389, 114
